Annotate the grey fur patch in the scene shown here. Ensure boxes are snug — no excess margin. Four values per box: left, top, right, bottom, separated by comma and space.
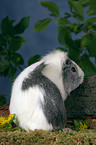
22, 63, 45, 90
62, 59, 81, 94
22, 63, 67, 130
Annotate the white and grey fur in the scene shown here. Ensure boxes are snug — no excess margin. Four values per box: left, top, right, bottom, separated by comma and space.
9, 50, 84, 131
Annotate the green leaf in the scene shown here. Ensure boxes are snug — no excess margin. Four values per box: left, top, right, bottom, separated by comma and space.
85, 17, 96, 31
70, 23, 84, 34
79, 120, 84, 126
1, 16, 15, 36
65, 12, 71, 18
0, 34, 6, 47
74, 120, 80, 131
91, 24, 96, 31
56, 18, 70, 25
81, 35, 88, 47
33, 18, 52, 31
76, 54, 96, 77
87, 0, 96, 16
8, 65, 16, 81
0, 60, 10, 72
87, 41, 96, 57
58, 26, 83, 60
40, 1, 60, 17
14, 16, 30, 34
28, 55, 41, 66
8, 36, 26, 51
86, 17, 96, 25
80, 0, 90, 7
11, 53, 24, 65
68, 40, 83, 61
87, 7, 96, 16
58, 26, 72, 47
69, 0, 83, 18
81, 34, 96, 57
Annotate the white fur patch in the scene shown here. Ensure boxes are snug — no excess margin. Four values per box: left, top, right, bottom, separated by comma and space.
42, 50, 68, 100
10, 86, 53, 131
9, 60, 53, 131
42, 50, 67, 67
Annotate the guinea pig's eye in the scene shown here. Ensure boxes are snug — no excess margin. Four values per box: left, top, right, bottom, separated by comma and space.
72, 67, 76, 72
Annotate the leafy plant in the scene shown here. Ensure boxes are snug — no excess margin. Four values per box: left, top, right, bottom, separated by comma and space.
0, 16, 30, 81
0, 114, 15, 128
74, 120, 88, 131
0, 16, 44, 104
34, 0, 96, 77
28, 55, 41, 66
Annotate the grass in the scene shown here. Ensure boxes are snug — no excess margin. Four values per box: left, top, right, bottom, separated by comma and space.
0, 128, 96, 145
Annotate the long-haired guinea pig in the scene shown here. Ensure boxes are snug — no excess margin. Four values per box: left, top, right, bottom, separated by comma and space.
9, 50, 84, 131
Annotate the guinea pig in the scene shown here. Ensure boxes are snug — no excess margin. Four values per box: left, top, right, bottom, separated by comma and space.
9, 50, 84, 131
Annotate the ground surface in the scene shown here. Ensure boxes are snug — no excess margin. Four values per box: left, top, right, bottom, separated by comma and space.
0, 128, 96, 145
0, 105, 96, 145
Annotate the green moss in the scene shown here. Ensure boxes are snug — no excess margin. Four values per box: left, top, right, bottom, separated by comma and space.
0, 128, 96, 145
